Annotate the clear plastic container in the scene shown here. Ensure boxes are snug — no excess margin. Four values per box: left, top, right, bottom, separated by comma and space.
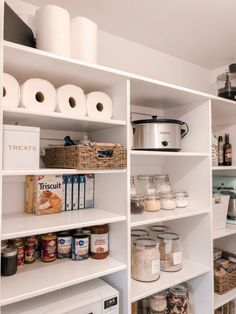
176, 191, 189, 208
153, 175, 171, 194
160, 192, 176, 210
150, 291, 167, 313
131, 195, 144, 214
144, 194, 161, 212
158, 232, 182, 272
132, 237, 160, 282
138, 175, 156, 195
149, 225, 169, 240
167, 284, 189, 314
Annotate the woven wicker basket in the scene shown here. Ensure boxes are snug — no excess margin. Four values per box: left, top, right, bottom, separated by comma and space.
42, 142, 127, 170
214, 251, 236, 295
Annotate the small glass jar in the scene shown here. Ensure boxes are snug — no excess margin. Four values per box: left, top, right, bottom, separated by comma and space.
167, 284, 189, 314
130, 176, 137, 196
153, 175, 171, 194
144, 194, 161, 212
132, 237, 160, 282
1, 247, 18, 276
149, 225, 169, 240
176, 191, 189, 208
150, 291, 167, 313
158, 232, 182, 272
131, 195, 144, 214
138, 175, 156, 195
9, 238, 25, 267
24, 240, 36, 264
160, 192, 176, 210
90, 224, 109, 259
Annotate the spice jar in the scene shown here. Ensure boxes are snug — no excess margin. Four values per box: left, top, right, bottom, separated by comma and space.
24, 240, 36, 264
138, 175, 156, 195
72, 233, 89, 260
57, 231, 72, 259
153, 175, 171, 194
176, 191, 189, 208
41, 233, 57, 262
160, 192, 176, 210
158, 232, 182, 272
167, 284, 189, 314
132, 238, 160, 282
131, 195, 144, 214
1, 247, 17, 276
90, 224, 109, 259
144, 194, 161, 212
149, 225, 169, 240
150, 291, 167, 313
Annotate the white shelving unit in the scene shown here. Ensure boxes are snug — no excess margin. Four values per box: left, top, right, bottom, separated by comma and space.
1, 2, 236, 313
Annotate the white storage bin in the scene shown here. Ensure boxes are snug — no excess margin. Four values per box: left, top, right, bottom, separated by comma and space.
3, 125, 40, 170
212, 194, 230, 232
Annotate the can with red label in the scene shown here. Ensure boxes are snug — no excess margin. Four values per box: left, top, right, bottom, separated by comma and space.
41, 233, 57, 262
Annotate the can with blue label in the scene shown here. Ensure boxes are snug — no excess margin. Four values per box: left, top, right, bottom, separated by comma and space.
72, 233, 89, 260
57, 232, 72, 259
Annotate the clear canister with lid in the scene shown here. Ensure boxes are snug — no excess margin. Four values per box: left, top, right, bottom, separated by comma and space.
144, 194, 161, 212
158, 232, 182, 272
137, 175, 156, 195
150, 290, 167, 313
131, 237, 160, 282
153, 175, 171, 194
176, 191, 189, 208
160, 192, 176, 210
149, 225, 169, 240
130, 176, 137, 196
167, 284, 189, 314
131, 229, 149, 244
131, 195, 144, 214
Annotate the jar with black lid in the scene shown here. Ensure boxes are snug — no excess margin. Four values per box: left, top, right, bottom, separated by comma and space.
90, 224, 109, 259
1, 247, 18, 276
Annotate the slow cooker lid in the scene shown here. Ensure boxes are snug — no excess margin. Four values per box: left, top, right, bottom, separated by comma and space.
132, 116, 183, 125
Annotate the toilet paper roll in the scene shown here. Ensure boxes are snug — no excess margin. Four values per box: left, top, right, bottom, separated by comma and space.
35, 5, 70, 57
20, 78, 56, 112
3, 73, 20, 108
71, 16, 97, 63
86, 92, 112, 119
56, 84, 86, 116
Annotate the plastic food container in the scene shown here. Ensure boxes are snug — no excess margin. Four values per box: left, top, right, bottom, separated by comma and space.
144, 194, 161, 212
132, 237, 160, 282
176, 191, 189, 208
158, 232, 182, 272
160, 192, 176, 210
131, 195, 144, 214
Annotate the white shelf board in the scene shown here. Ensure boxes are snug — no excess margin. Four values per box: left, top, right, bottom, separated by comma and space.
1, 257, 127, 306
213, 224, 236, 240
3, 107, 126, 132
131, 151, 209, 157
212, 166, 236, 171
1, 209, 126, 240
214, 288, 236, 309
131, 259, 209, 302
2, 168, 127, 176
131, 207, 209, 227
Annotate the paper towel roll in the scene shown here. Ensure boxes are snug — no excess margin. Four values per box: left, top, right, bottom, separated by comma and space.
56, 84, 86, 117
3, 73, 20, 108
86, 92, 112, 119
35, 5, 70, 57
71, 16, 97, 63
20, 78, 56, 112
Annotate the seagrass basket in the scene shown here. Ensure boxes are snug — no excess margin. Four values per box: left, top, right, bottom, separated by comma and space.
42, 142, 127, 170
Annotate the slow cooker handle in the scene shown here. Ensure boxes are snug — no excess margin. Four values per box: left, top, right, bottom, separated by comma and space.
181, 122, 189, 138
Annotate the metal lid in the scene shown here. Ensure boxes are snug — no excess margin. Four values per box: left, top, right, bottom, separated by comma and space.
157, 232, 180, 241
169, 284, 188, 297
57, 231, 71, 237
133, 237, 157, 248
149, 225, 169, 232
73, 233, 89, 238
153, 175, 169, 180
132, 116, 183, 125
1, 247, 17, 257
131, 229, 149, 238
160, 192, 176, 199
175, 191, 188, 197
131, 194, 144, 201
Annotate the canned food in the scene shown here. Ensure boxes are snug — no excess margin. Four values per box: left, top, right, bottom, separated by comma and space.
41, 233, 57, 262
57, 232, 72, 259
24, 241, 35, 264
25, 235, 40, 259
9, 238, 25, 266
72, 234, 89, 260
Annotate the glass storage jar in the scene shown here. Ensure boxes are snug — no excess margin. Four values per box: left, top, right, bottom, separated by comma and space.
138, 175, 156, 195
144, 194, 161, 212
132, 238, 160, 282
158, 232, 182, 272
167, 284, 189, 314
153, 175, 171, 194
131, 195, 144, 214
138, 297, 150, 314
160, 192, 176, 210
131, 229, 149, 244
176, 191, 189, 208
130, 176, 137, 196
150, 291, 167, 313
149, 225, 169, 240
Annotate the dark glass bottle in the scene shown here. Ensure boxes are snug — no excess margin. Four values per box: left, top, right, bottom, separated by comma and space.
218, 136, 224, 166
223, 134, 232, 166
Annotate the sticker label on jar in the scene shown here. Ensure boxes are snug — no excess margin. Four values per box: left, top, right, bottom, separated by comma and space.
41, 238, 57, 261
57, 236, 72, 258
72, 237, 89, 260
164, 239, 172, 254
173, 251, 182, 265
151, 259, 160, 274
91, 233, 108, 254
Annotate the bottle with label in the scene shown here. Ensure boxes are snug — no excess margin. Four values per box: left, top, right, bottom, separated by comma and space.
212, 134, 218, 166
218, 136, 224, 166
223, 134, 232, 166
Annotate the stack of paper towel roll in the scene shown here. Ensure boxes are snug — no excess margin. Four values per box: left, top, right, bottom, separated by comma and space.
3, 73, 113, 120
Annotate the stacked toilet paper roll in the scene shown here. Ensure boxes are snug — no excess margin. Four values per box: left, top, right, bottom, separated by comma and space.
86, 91, 113, 119
35, 5, 70, 57
20, 78, 57, 112
3, 73, 20, 108
56, 84, 86, 117
71, 16, 98, 63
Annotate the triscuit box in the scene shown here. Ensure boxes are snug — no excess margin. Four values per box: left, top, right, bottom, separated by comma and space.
25, 175, 63, 215
3, 124, 40, 170
85, 174, 95, 208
